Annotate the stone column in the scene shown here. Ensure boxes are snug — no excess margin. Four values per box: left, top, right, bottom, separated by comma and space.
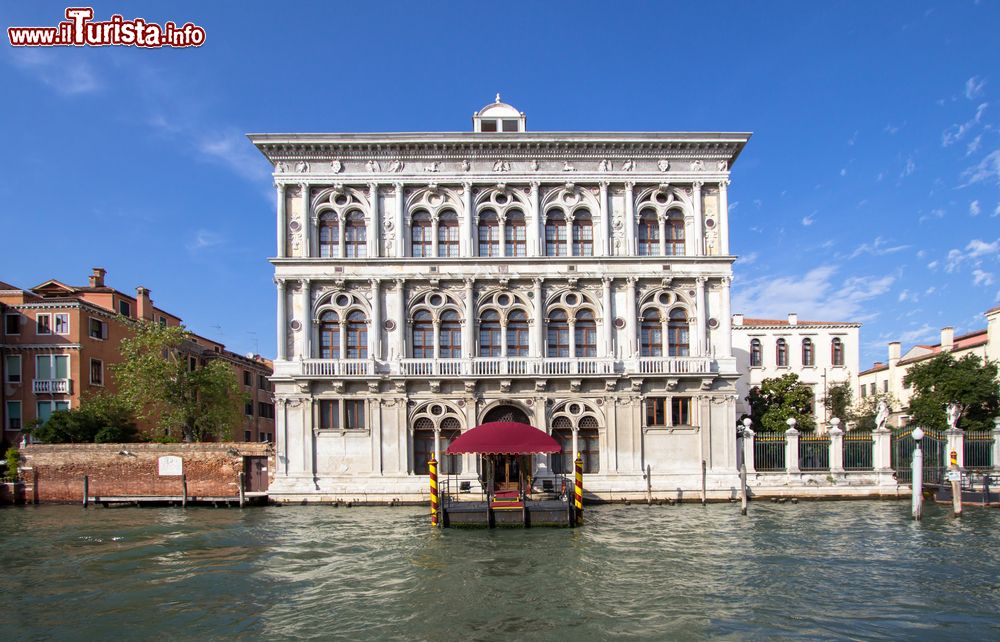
276, 183, 286, 258
300, 183, 311, 258
276, 278, 287, 361
720, 277, 732, 358
692, 181, 704, 256
565, 211, 575, 258
300, 279, 312, 360
530, 182, 541, 256
625, 277, 637, 360
624, 182, 636, 255
719, 180, 730, 255
462, 182, 473, 257
433, 427, 441, 462
946, 428, 965, 469
991, 418, 1000, 473
873, 427, 892, 472
785, 425, 801, 475
694, 277, 706, 357
828, 418, 845, 474
394, 183, 405, 258
572, 426, 579, 466
599, 181, 609, 256
658, 213, 667, 256
369, 279, 381, 361
497, 213, 507, 258
393, 279, 405, 370
368, 182, 379, 258
463, 278, 475, 359
431, 213, 440, 258
305, 398, 316, 479
567, 319, 577, 360
601, 277, 613, 358
533, 278, 544, 358
743, 426, 757, 475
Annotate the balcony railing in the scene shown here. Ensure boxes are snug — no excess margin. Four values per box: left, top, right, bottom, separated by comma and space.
302, 359, 372, 377
33, 379, 70, 394
637, 357, 714, 374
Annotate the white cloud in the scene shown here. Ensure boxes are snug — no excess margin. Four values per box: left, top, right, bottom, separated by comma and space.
918, 208, 946, 223
197, 131, 271, 182
928, 260, 940, 270
942, 103, 987, 147
839, 168, 847, 177
965, 76, 986, 100
847, 131, 858, 146
736, 251, 759, 266
884, 123, 902, 135
186, 229, 226, 252
944, 238, 1000, 272
961, 149, 1000, 187
876, 171, 885, 182
924, 286, 936, 296
801, 214, 814, 226
897, 324, 937, 345
973, 269, 995, 287
994, 203, 1000, 218
967, 135, 982, 156
898, 289, 912, 303
849, 236, 910, 259
901, 156, 916, 178
732, 265, 894, 321
970, 200, 981, 216
8, 49, 100, 95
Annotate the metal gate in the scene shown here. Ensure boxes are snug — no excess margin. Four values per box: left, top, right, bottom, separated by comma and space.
891, 426, 946, 484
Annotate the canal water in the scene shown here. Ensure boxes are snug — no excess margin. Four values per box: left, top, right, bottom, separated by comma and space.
2, 501, 999, 640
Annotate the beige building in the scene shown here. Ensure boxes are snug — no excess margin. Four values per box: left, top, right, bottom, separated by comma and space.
732, 313, 860, 429
251, 98, 751, 502
858, 305, 1000, 427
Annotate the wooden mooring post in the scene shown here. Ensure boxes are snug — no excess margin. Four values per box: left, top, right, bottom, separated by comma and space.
739, 463, 748, 516
949, 449, 962, 518
239, 472, 246, 508
645, 465, 652, 505
701, 460, 707, 506
181, 474, 188, 508
82, 475, 89, 508
911, 428, 924, 520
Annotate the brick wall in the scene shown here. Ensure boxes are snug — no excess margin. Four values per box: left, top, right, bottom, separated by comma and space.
19, 442, 273, 502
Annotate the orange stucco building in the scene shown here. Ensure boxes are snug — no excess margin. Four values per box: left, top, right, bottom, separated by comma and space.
1, 268, 273, 446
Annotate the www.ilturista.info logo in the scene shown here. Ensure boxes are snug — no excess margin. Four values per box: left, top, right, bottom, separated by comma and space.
8, 7, 206, 48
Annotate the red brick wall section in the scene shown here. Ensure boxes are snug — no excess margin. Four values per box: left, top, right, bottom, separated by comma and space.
19, 443, 273, 503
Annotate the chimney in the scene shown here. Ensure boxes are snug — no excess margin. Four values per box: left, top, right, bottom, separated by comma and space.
788, 313, 798, 326
888, 342, 901, 366
136, 286, 153, 321
941, 326, 954, 352
732, 313, 744, 327
89, 267, 106, 288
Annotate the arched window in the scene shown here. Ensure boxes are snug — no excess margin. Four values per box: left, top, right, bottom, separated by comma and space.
413, 417, 435, 475
318, 310, 339, 359
579, 415, 600, 474
507, 309, 529, 356
750, 338, 762, 367
547, 309, 569, 357
668, 309, 689, 357
440, 417, 462, 475
319, 213, 339, 258
478, 210, 500, 257
831, 338, 844, 366
412, 310, 433, 358
776, 338, 788, 367
665, 210, 685, 256
545, 211, 567, 256
640, 308, 662, 357
346, 310, 367, 359
575, 309, 597, 357
438, 211, 459, 257
572, 210, 593, 256
345, 211, 367, 258
411, 212, 432, 257
551, 416, 574, 474
439, 310, 461, 358
479, 310, 501, 357
637, 209, 659, 256
504, 210, 526, 257
802, 338, 815, 367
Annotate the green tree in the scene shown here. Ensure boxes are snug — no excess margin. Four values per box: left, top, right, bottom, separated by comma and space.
903, 353, 1000, 432
113, 322, 246, 441
746, 373, 817, 432
28, 393, 138, 444
823, 382, 853, 424
850, 391, 897, 432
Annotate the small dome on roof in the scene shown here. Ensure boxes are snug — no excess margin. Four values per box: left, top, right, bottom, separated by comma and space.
472, 94, 526, 132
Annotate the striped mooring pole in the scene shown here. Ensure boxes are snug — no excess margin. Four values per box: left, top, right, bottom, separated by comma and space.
574, 455, 584, 525
429, 457, 439, 527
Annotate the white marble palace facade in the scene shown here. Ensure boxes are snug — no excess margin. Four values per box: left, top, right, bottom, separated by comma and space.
251, 98, 751, 501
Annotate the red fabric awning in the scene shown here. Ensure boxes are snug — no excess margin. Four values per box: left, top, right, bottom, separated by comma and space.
445, 422, 561, 455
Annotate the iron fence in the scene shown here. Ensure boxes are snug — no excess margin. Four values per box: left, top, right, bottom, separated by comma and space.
964, 430, 994, 470
799, 434, 830, 471
843, 431, 874, 470
892, 427, 946, 484
753, 432, 786, 471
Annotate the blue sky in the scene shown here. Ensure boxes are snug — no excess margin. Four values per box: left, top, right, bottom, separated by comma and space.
1, 1, 998, 368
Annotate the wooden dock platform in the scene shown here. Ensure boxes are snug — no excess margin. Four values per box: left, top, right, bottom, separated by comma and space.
443, 498, 575, 527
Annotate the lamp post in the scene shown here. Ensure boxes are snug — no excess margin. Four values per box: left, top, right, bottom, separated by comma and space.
912, 427, 924, 520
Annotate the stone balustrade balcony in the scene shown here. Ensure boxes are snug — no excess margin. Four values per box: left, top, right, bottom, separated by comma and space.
33, 379, 71, 394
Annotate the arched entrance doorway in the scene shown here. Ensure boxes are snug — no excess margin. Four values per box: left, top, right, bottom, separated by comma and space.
482, 404, 530, 425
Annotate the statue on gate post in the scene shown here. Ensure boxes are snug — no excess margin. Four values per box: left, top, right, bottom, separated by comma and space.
875, 400, 890, 431
946, 403, 962, 431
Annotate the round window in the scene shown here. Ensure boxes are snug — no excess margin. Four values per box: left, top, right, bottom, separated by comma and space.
428, 192, 443, 207
655, 191, 669, 204
495, 193, 509, 206
497, 294, 511, 307
334, 193, 349, 207
705, 218, 716, 229
289, 319, 302, 331
568, 403, 581, 414
708, 317, 720, 329
430, 405, 443, 416
614, 317, 625, 329
564, 293, 579, 306
658, 292, 671, 305
429, 294, 444, 307
335, 294, 351, 307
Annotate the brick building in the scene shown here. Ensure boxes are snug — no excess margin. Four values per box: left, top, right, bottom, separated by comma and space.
1, 268, 274, 445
